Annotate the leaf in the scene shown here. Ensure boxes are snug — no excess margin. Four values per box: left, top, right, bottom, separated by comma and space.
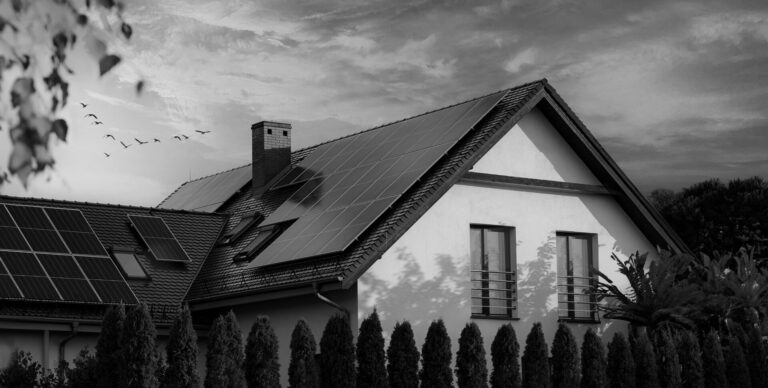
98, 0, 115, 8
99, 54, 121, 76
136, 80, 145, 95
11, 0, 23, 13
77, 14, 88, 26
51, 120, 68, 142
11, 77, 35, 107
53, 32, 68, 62
9, 143, 32, 176
33, 144, 55, 171
121, 23, 132, 39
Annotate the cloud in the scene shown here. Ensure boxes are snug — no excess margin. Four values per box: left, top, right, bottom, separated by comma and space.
504, 47, 537, 74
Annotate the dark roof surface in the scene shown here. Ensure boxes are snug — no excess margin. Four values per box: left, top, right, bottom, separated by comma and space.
158, 164, 251, 212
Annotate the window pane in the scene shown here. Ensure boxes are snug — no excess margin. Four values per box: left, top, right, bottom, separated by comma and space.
569, 236, 590, 278
556, 235, 568, 277
470, 228, 482, 271
114, 252, 147, 279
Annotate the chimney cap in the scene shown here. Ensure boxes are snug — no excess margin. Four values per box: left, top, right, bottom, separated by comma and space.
252, 121, 292, 130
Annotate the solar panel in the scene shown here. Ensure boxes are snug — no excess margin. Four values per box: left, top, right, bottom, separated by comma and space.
0, 275, 22, 298
128, 215, 190, 262
12, 275, 61, 300
249, 90, 507, 268
90, 280, 137, 304
76, 256, 125, 281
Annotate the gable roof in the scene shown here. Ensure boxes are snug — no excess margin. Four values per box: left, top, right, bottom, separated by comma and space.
0, 195, 226, 324
182, 79, 687, 307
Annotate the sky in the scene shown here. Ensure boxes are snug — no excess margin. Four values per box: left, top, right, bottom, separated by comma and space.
1, 0, 767, 207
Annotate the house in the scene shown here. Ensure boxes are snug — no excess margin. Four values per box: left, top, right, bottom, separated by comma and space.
0, 79, 685, 383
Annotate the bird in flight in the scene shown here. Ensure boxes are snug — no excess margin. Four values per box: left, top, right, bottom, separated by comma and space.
135, 138, 148, 145
195, 130, 211, 135
79, 102, 88, 108
104, 134, 115, 140
181, 134, 189, 140
84, 113, 98, 119
173, 136, 183, 141
92, 121, 103, 125
120, 141, 131, 149
103, 153, 111, 158
153, 138, 161, 143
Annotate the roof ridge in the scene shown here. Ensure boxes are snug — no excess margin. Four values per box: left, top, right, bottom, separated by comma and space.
0, 194, 226, 217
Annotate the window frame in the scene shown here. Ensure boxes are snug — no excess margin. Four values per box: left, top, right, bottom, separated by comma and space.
234, 224, 282, 262
219, 213, 263, 246
110, 247, 150, 280
469, 224, 517, 320
556, 232, 599, 323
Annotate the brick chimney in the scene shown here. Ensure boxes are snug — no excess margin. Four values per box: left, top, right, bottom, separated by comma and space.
251, 121, 291, 193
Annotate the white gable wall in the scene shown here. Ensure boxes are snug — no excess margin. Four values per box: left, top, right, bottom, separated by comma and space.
357, 106, 657, 372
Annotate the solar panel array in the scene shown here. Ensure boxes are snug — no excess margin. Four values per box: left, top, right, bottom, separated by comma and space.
250, 90, 508, 268
0, 204, 138, 304
128, 215, 190, 262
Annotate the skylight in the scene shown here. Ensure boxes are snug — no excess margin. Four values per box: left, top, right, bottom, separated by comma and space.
113, 251, 148, 279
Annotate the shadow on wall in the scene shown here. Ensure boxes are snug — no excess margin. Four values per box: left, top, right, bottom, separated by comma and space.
517, 235, 558, 327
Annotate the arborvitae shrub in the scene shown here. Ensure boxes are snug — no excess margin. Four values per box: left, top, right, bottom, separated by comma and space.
456, 322, 489, 388
319, 314, 356, 388
387, 321, 420, 388
68, 348, 99, 388
289, 319, 320, 388
245, 315, 281, 388
163, 305, 199, 388
701, 331, 726, 388
745, 327, 768, 388
490, 324, 522, 388
123, 304, 159, 388
0, 350, 41, 387
581, 329, 607, 388
675, 331, 703, 388
420, 319, 453, 388
205, 311, 246, 388
630, 330, 659, 388
521, 322, 551, 388
607, 332, 635, 388
96, 303, 125, 388
653, 330, 681, 388
723, 335, 752, 388
551, 324, 580, 388
357, 310, 388, 388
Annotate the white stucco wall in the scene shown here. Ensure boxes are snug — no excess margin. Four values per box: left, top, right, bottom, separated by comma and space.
357, 106, 658, 373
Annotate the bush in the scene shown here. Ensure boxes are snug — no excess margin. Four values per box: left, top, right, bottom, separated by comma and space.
163, 305, 199, 388
675, 331, 703, 388
723, 335, 752, 388
357, 310, 388, 388
701, 331, 726, 388
456, 322, 488, 388
653, 330, 681, 388
551, 324, 579, 388
490, 324, 521, 388
420, 319, 453, 388
745, 327, 768, 388
96, 304, 125, 388
607, 333, 635, 388
581, 329, 606, 388
387, 321, 420, 388
0, 350, 41, 387
521, 322, 550, 388
289, 319, 320, 388
67, 348, 99, 388
630, 330, 659, 388
123, 303, 159, 388
319, 315, 356, 388
205, 310, 246, 388
245, 315, 280, 388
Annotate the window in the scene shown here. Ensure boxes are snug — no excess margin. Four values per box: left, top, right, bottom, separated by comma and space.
219, 213, 263, 245
470, 225, 516, 318
235, 224, 281, 262
112, 250, 148, 279
556, 233, 598, 321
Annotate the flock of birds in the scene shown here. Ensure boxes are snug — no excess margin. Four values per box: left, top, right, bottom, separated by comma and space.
79, 102, 212, 158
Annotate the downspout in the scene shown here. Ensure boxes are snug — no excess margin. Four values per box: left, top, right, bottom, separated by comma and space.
58, 322, 79, 377
314, 283, 350, 321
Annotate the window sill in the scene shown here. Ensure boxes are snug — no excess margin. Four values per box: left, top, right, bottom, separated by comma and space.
471, 314, 519, 321
557, 318, 601, 324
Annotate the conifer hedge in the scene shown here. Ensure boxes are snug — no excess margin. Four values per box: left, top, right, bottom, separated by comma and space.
581, 329, 606, 388
245, 315, 281, 388
551, 324, 580, 388
631, 330, 659, 388
653, 330, 681, 388
289, 319, 320, 388
701, 331, 726, 388
205, 311, 246, 388
521, 322, 550, 388
163, 305, 199, 388
490, 324, 522, 388
387, 321, 420, 388
456, 322, 489, 388
319, 314, 356, 388
607, 332, 635, 388
123, 304, 159, 388
95, 303, 125, 388
357, 310, 388, 388
723, 335, 752, 388
420, 319, 453, 388
675, 331, 703, 388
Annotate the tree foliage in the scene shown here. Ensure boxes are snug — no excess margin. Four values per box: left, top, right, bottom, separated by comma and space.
674, 331, 703, 388
289, 319, 319, 388
68, 348, 99, 388
653, 330, 681, 388
551, 324, 580, 388
96, 303, 125, 388
631, 330, 660, 388
723, 335, 752, 388
607, 332, 635, 388
456, 322, 488, 388
205, 310, 245, 388
0, 350, 41, 387
420, 319, 453, 388
123, 303, 159, 388
0, 0, 141, 186
490, 324, 522, 388
745, 326, 768, 388
387, 321, 420, 388
319, 314, 356, 388
163, 305, 199, 388
521, 322, 550, 388
245, 315, 281, 388
581, 329, 606, 388
357, 310, 388, 388
700, 331, 726, 388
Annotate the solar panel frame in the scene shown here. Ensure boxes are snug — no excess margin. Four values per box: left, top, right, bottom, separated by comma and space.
0, 274, 22, 298
127, 215, 191, 262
